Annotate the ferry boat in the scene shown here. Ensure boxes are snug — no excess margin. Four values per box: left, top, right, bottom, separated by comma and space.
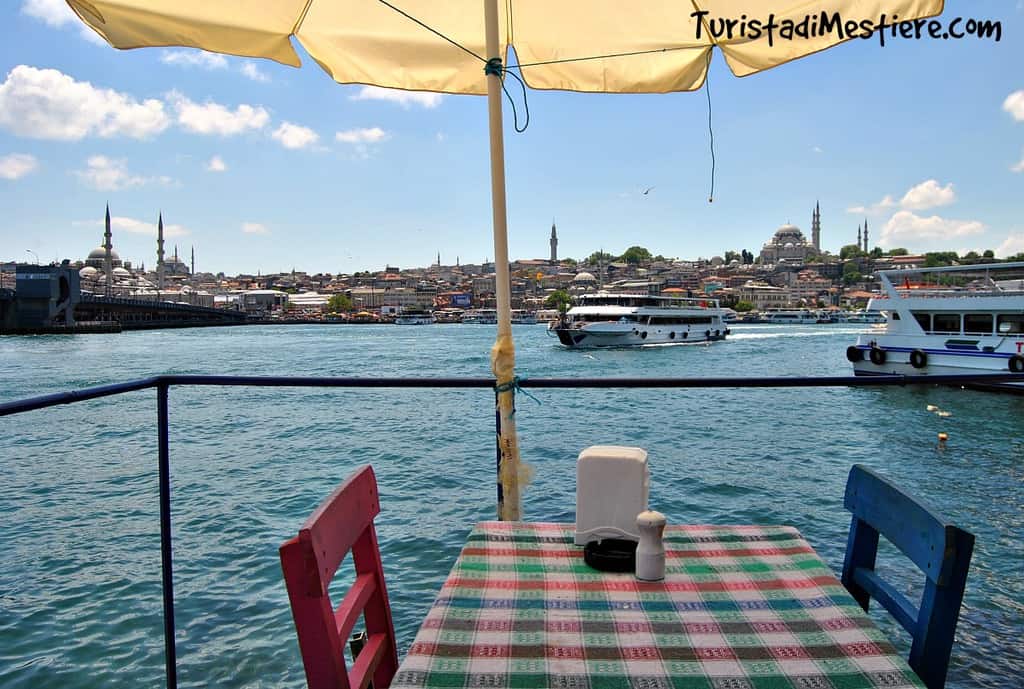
511, 309, 538, 325
848, 262, 1024, 389
394, 308, 436, 325
461, 309, 497, 324
550, 293, 729, 347
763, 309, 820, 325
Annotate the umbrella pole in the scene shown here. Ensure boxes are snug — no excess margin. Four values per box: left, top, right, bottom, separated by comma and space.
485, 0, 520, 521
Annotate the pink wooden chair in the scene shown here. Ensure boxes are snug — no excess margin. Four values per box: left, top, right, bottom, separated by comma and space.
280, 465, 398, 689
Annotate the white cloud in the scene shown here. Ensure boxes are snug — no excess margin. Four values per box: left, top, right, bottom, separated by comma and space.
1012, 150, 1024, 173
240, 62, 271, 82
997, 234, 1024, 257
161, 50, 228, 70
335, 127, 389, 144
242, 222, 269, 235
812, 145, 823, 154
168, 91, 269, 136
846, 195, 896, 215
1004, 90, 1024, 122
899, 179, 956, 210
74, 155, 174, 191
21, 0, 74, 26
0, 153, 38, 180
350, 86, 442, 109
0, 65, 169, 140
75, 215, 190, 238
880, 210, 985, 247
206, 155, 227, 172
436, 132, 446, 142
272, 122, 319, 149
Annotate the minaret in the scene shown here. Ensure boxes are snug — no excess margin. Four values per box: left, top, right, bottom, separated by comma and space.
437, 251, 441, 267
550, 220, 558, 264
857, 224, 862, 251
863, 219, 869, 252
103, 203, 113, 297
157, 212, 166, 292
811, 202, 821, 252
190, 245, 195, 276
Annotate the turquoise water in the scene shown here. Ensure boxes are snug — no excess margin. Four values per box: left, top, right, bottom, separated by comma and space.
0, 324, 1021, 688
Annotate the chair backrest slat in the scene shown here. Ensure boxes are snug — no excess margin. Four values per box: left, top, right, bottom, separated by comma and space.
280, 465, 398, 689
841, 464, 974, 689
844, 464, 953, 584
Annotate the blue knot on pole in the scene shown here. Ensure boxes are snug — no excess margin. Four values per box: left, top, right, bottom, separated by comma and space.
484, 57, 504, 76
494, 376, 541, 405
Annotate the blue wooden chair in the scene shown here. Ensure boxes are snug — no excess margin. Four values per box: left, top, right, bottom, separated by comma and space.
842, 464, 974, 689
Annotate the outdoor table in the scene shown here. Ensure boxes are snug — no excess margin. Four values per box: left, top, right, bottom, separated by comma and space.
391, 521, 923, 689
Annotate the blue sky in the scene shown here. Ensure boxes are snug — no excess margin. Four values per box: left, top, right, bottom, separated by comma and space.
1, 0, 1022, 275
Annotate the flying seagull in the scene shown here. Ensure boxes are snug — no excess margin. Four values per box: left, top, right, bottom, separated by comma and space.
643, 186, 655, 195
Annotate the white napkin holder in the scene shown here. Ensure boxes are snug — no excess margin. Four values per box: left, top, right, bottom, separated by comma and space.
574, 445, 649, 546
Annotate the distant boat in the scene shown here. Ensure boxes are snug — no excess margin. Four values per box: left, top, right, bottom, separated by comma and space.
394, 307, 436, 325
550, 292, 729, 348
762, 309, 820, 325
511, 309, 537, 325
461, 309, 497, 324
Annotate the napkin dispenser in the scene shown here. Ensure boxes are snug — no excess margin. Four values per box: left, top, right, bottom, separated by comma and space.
575, 445, 649, 546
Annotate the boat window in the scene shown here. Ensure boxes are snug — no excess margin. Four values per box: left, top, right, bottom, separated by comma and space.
996, 314, 1024, 334
963, 313, 993, 335
912, 312, 930, 331
890, 312, 901, 321
932, 313, 961, 334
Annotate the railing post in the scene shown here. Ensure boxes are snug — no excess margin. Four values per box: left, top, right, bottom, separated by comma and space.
494, 387, 504, 520
157, 382, 178, 689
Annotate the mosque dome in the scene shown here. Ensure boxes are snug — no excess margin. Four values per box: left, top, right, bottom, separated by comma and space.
771, 224, 807, 245
85, 246, 123, 268
113, 267, 131, 279
79, 266, 97, 278
573, 271, 596, 283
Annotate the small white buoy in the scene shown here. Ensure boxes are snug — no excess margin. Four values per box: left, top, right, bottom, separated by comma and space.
926, 405, 938, 412
938, 432, 948, 445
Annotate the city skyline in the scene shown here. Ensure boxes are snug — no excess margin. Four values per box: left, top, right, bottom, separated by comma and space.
1, 1, 1023, 274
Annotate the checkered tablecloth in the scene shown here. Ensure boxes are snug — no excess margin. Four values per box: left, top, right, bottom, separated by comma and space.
391, 521, 923, 689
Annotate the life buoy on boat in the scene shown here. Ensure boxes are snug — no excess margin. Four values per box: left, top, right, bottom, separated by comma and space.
846, 346, 864, 363
682, 331, 688, 339
869, 346, 887, 365
704, 330, 711, 338
714, 329, 720, 337
669, 331, 675, 339
909, 349, 927, 369
1009, 354, 1024, 373
640, 331, 648, 340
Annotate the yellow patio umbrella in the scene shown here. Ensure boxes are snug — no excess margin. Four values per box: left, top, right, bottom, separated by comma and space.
65, 0, 945, 520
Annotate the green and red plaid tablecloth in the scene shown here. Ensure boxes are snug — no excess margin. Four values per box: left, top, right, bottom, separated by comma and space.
391, 521, 923, 689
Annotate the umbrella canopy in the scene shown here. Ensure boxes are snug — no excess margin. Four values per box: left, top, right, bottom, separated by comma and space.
65, 0, 944, 521
68, 1, 943, 94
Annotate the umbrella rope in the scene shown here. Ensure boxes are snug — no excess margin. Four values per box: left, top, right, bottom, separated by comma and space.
705, 50, 715, 204
485, 58, 530, 133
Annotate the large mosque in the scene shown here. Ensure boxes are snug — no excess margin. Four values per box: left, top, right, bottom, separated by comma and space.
759, 202, 823, 265
77, 206, 204, 303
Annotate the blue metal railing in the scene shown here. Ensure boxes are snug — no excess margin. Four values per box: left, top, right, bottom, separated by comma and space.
2, 371, 1023, 689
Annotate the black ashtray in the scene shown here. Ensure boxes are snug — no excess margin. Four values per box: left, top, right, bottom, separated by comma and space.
583, 538, 637, 573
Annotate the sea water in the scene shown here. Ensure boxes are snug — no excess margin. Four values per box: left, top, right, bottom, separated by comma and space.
0, 324, 1021, 688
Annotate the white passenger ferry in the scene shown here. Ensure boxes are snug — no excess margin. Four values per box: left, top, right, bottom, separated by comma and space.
848, 262, 1024, 389
551, 293, 729, 347
460, 309, 497, 324
394, 307, 436, 325
764, 309, 820, 325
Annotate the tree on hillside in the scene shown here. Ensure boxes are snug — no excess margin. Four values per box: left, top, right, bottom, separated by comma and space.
870, 247, 883, 258
924, 251, 959, 267
586, 250, 615, 265
843, 261, 862, 284
983, 249, 995, 259
619, 246, 653, 264
840, 244, 866, 260
724, 250, 740, 264
327, 294, 353, 312
734, 301, 754, 312
544, 289, 572, 312
887, 247, 909, 256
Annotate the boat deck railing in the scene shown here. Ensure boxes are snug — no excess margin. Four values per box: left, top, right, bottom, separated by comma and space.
3, 371, 1024, 689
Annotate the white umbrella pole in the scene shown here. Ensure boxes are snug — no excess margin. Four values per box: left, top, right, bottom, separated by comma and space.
484, 0, 521, 521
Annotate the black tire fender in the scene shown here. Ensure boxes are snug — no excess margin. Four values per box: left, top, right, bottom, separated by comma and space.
869, 347, 887, 365
846, 346, 864, 363
1009, 354, 1024, 373
909, 349, 927, 369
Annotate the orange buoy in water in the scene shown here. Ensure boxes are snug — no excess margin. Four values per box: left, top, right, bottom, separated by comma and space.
938, 432, 949, 442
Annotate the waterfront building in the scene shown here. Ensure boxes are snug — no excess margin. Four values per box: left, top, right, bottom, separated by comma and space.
737, 280, 791, 310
